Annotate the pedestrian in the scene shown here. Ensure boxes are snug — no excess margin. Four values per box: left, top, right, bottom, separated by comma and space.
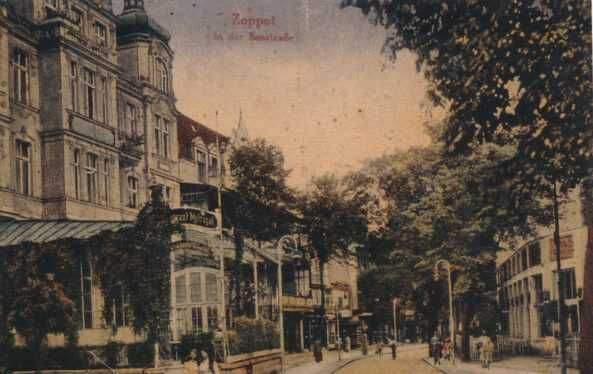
390, 336, 397, 360
184, 349, 199, 374
480, 331, 494, 369
442, 338, 452, 362
430, 333, 442, 365
375, 340, 383, 358
361, 333, 368, 356
313, 340, 323, 362
344, 335, 351, 352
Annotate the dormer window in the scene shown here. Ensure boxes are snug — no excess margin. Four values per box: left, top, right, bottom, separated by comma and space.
95, 22, 108, 47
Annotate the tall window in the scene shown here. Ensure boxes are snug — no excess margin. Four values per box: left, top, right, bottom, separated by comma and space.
85, 153, 98, 203
95, 22, 107, 47
70, 62, 79, 111
71, 7, 84, 32
82, 68, 95, 119
102, 159, 110, 206
191, 307, 203, 333
11, 49, 29, 104
125, 103, 138, 135
207, 306, 218, 330
176, 275, 187, 304
555, 268, 577, 300
209, 155, 218, 177
206, 273, 218, 303
197, 150, 207, 181
190, 272, 202, 303
155, 59, 169, 93
529, 243, 541, 267
127, 176, 138, 208
163, 120, 170, 157
99, 77, 108, 123
80, 252, 93, 329
15, 140, 31, 195
73, 149, 81, 199
155, 115, 161, 155
113, 285, 131, 327
155, 115, 170, 158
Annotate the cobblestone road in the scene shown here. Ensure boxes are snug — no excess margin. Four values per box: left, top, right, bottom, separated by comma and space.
336, 345, 439, 374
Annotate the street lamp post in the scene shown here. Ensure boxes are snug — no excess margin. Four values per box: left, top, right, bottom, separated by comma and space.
276, 235, 292, 374
435, 259, 455, 365
336, 305, 342, 361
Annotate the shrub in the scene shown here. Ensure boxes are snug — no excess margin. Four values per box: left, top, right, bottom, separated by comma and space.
103, 341, 123, 368
228, 317, 280, 355
127, 342, 154, 368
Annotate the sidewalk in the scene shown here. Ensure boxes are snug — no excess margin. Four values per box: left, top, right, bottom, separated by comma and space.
423, 356, 580, 374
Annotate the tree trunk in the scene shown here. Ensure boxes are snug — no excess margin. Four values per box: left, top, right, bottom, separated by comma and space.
552, 182, 568, 374
460, 303, 473, 362
579, 181, 593, 374
233, 231, 244, 316
319, 258, 327, 347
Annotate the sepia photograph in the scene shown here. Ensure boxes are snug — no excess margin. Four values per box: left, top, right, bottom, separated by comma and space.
0, 1, 591, 374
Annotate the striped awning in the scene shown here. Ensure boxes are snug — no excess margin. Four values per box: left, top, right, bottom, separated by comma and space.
0, 220, 133, 247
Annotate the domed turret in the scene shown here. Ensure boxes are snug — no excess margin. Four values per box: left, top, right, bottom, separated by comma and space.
117, 0, 171, 43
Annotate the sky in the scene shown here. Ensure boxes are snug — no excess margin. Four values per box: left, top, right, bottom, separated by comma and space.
112, 0, 438, 187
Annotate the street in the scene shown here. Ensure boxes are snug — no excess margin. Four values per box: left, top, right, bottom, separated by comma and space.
336, 345, 438, 374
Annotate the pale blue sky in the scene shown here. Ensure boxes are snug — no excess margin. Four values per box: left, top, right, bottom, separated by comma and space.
113, 0, 436, 186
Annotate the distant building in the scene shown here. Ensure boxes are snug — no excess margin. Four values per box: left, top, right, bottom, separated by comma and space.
496, 187, 588, 355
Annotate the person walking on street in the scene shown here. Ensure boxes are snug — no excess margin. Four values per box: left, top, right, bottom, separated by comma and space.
480, 331, 494, 369
431, 333, 442, 365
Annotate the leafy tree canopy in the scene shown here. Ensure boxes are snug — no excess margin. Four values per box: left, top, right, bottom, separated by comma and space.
343, 0, 592, 192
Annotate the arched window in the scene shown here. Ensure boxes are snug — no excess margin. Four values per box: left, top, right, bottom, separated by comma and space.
155, 58, 169, 94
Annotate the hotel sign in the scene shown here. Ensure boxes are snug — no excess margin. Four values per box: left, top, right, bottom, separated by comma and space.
171, 208, 217, 229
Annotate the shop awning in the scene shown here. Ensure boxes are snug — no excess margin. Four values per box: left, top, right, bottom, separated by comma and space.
0, 220, 133, 247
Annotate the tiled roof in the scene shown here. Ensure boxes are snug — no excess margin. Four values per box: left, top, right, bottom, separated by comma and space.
0, 220, 133, 247
177, 113, 229, 159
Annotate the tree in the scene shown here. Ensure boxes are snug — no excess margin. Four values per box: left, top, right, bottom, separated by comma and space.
343, 1, 591, 369
353, 142, 547, 359
300, 174, 368, 345
94, 186, 177, 349
226, 138, 294, 316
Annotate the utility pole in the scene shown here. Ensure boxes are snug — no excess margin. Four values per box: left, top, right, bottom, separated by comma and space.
215, 110, 227, 362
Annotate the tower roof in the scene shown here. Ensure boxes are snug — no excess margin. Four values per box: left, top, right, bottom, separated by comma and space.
117, 0, 171, 43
